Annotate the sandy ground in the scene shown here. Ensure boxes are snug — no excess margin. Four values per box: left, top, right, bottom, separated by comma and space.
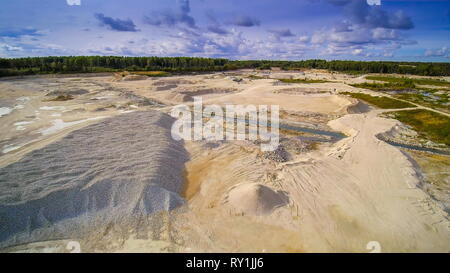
0, 70, 449, 252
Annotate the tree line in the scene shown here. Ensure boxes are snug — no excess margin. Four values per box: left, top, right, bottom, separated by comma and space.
0, 56, 449, 77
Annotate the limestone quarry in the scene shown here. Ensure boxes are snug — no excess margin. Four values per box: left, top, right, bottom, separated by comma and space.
0, 70, 449, 253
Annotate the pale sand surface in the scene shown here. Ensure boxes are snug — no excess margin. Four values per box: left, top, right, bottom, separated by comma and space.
0, 70, 448, 252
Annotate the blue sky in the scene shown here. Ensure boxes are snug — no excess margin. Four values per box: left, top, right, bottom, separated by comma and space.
0, 0, 449, 61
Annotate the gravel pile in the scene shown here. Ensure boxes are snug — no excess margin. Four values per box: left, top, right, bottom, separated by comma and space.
0, 111, 188, 248
262, 146, 289, 162
46, 89, 90, 97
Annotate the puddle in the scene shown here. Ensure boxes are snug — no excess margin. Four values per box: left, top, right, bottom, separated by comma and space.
16, 97, 30, 102
2, 139, 38, 154
0, 107, 13, 117
39, 106, 66, 111
14, 121, 34, 131
39, 117, 106, 136
2, 144, 23, 154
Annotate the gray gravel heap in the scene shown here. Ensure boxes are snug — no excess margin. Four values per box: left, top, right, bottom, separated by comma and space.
0, 111, 188, 248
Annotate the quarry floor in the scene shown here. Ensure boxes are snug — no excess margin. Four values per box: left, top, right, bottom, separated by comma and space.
0, 70, 449, 252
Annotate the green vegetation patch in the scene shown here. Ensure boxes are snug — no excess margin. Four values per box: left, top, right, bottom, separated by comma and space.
366, 75, 450, 88
279, 78, 328, 84
45, 95, 74, 101
341, 92, 415, 109
394, 92, 449, 113
388, 109, 450, 146
351, 79, 416, 91
351, 76, 449, 113
132, 71, 170, 77
247, 75, 266, 80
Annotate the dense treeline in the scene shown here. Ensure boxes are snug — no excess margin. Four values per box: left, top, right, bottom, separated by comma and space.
0, 56, 228, 77
229, 59, 450, 76
0, 56, 449, 77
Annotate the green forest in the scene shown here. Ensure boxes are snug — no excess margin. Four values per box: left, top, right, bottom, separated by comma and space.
1, 56, 449, 77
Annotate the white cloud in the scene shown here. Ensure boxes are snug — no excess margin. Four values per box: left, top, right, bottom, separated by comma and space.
66, 0, 81, 6
425, 46, 449, 57
352, 49, 363, 55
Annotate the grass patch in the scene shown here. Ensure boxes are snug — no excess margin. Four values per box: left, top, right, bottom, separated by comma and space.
279, 78, 328, 84
45, 95, 74, 101
388, 109, 450, 146
248, 75, 266, 80
366, 76, 450, 88
394, 93, 449, 113
132, 71, 170, 77
341, 92, 415, 109
352, 76, 449, 112
351, 80, 416, 91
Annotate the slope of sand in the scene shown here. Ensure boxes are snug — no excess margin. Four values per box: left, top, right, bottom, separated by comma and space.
279, 111, 450, 252
160, 110, 449, 253
0, 111, 188, 248
203, 80, 352, 114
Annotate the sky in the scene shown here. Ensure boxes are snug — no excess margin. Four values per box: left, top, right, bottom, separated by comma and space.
0, 0, 449, 61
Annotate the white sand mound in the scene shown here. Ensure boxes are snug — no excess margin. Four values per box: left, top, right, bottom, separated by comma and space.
0, 111, 188, 248
346, 100, 371, 114
223, 183, 288, 216
161, 92, 193, 103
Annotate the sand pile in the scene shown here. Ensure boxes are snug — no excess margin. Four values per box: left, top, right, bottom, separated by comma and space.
181, 88, 236, 96
119, 91, 164, 106
46, 89, 89, 97
160, 92, 193, 103
0, 111, 188, 248
346, 99, 371, 114
153, 79, 193, 86
222, 183, 288, 216
155, 84, 178, 91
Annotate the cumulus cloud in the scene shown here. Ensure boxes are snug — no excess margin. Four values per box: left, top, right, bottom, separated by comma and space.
308, 0, 417, 58
0, 28, 43, 38
95, 13, 139, 32
425, 46, 449, 57
352, 48, 363, 55
144, 0, 196, 28
66, 0, 81, 6
205, 10, 229, 35
267, 29, 295, 39
1, 43, 23, 52
329, 0, 414, 30
230, 15, 260, 27
371, 28, 399, 41
207, 25, 229, 35
0, 40, 70, 58
298, 35, 310, 43
90, 24, 305, 60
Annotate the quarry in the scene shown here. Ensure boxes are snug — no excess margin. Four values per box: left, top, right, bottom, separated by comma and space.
0, 69, 449, 253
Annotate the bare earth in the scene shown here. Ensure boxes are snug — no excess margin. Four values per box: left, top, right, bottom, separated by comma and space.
0, 70, 448, 253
